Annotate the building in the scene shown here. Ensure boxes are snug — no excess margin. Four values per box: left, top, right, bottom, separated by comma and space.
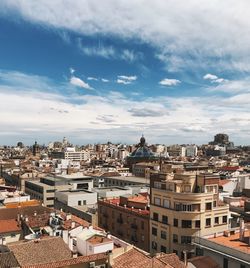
25, 174, 94, 207
193, 224, 250, 268
98, 194, 150, 252
102, 175, 149, 187
150, 172, 229, 258
126, 136, 159, 171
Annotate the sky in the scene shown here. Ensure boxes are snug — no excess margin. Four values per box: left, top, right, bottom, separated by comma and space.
0, 0, 250, 146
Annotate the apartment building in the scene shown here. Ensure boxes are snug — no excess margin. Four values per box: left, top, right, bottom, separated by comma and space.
150, 172, 230, 259
98, 194, 150, 252
25, 174, 93, 207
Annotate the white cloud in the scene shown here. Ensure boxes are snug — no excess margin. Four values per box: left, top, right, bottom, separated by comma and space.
2, 1, 250, 71
203, 74, 218, 80
69, 67, 75, 74
117, 75, 137, 85
87, 77, 98, 81
101, 78, 109, 82
70, 76, 92, 90
117, 79, 131, 85
118, 75, 137, 81
159, 78, 180, 86
203, 73, 226, 84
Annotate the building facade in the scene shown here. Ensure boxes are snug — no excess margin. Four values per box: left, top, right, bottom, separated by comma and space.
150, 172, 230, 259
98, 194, 150, 252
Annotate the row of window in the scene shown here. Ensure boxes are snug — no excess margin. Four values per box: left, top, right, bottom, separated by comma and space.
152, 213, 227, 228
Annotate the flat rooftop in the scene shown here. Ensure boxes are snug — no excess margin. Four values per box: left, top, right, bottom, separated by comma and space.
57, 189, 95, 195
209, 231, 250, 255
105, 176, 149, 184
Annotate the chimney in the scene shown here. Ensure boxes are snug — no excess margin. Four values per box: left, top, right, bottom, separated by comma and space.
71, 221, 76, 229
72, 251, 78, 258
107, 251, 114, 268
240, 218, 245, 241
66, 214, 72, 220
183, 250, 188, 267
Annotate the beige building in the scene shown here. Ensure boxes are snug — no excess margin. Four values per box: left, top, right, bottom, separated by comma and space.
150, 172, 230, 259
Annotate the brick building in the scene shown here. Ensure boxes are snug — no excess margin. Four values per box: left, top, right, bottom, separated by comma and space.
98, 194, 150, 252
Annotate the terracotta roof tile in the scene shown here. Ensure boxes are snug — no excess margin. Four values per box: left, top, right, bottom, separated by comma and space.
188, 256, 220, 268
8, 237, 72, 266
0, 219, 21, 234
22, 253, 108, 268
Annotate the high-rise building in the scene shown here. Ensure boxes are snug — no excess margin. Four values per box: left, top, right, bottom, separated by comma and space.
149, 172, 229, 259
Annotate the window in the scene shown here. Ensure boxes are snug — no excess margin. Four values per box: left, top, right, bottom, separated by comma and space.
223, 216, 227, 224
153, 212, 159, 221
47, 197, 54, 200
161, 245, 167, 253
174, 218, 178, 227
223, 258, 228, 268
161, 230, 167, 240
152, 227, 157, 236
112, 211, 115, 218
214, 217, 219, 225
154, 197, 161, 206
182, 204, 192, 211
162, 215, 168, 224
240, 265, 245, 268
163, 199, 170, 208
173, 234, 178, 243
141, 235, 145, 241
206, 218, 211, 227
181, 236, 192, 244
11, 233, 16, 237
83, 200, 86, 205
182, 220, 192, 228
205, 202, 212, 211
195, 220, 200, 228
152, 241, 157, 250
141, 221, 144, 230
173, 249, 178, 255
175, 203, 181, 211
78, 200, 81, 206
154, 181, 161, 189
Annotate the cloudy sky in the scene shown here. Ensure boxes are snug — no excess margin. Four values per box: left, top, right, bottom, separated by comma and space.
0, 0, 250, 145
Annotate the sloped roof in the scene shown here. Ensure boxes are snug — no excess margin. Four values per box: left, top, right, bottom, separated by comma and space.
0, 252, 20, 268
8, 237, 72, 266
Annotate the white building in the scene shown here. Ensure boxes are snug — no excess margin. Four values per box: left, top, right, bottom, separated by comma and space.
55, 190, 97, 207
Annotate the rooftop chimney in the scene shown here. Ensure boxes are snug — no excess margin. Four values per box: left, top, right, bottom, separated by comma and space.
71, 221, 76, 229
183, 250, 187, 267
66, 214, 72, 220
240, 218, 245, 241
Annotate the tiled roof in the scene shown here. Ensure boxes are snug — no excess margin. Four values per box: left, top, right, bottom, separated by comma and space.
0, 252, 20, 268
0, 206, 51, 220
21, 253, 108, 268
155, 253, 186, 268
8, 237, 72, 266
188, 256, 220, 268
112, 248, 181, 268
0, 219, 21, 234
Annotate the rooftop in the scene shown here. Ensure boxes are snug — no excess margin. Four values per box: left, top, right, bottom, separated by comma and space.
0, 252, 20, 268
8, 237, 72, 266
99, 197, 149, 216
209, 230, 250, 255
0, 219, 21, 234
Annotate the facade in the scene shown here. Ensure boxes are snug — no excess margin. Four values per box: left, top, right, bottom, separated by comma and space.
103, 175, 149, 187
98, 194, 150, 252
150, 172, 230, 259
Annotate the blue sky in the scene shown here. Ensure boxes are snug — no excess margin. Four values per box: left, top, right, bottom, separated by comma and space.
0, 1, 250, 145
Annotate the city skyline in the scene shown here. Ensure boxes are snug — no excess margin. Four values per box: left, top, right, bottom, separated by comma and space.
0, 1, 250, 145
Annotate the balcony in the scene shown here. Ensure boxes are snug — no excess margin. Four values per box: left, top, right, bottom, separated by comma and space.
131, 223, 138, 229
103, 212, 109, 218
117, 217, 123, 224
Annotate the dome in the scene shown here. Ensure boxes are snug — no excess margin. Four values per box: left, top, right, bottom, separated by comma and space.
129, 135, 156, 158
